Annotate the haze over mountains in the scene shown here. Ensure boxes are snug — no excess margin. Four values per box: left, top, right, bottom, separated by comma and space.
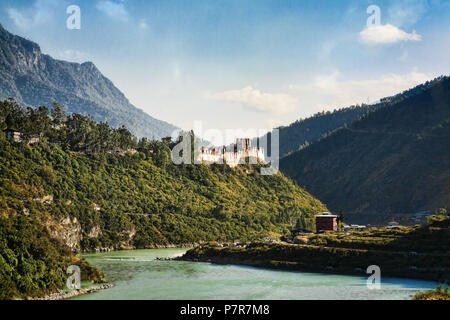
280, 76, 450, 224
0, 24, 178, 140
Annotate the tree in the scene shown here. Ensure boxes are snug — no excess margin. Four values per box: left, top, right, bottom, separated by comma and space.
138, 137, 150, 150
337, 211, 345, 231
117, 126, 134, 149
66, 113, 94, 150
51, 102, 66, 126
97, 122, 111, 150
24, 106, 51, 139
294, 218, 304, 231
0, 99, 26, 130
337, 210, 345, 224
435, 208, 448, 216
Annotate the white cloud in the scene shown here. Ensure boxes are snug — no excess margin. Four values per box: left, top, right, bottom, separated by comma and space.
7, 8, 30, 29
288, 71, 433, 111
96, 0, 129, 21
7, 0, 58, 29
359, 24, 421, 45
210, 86, 298, 114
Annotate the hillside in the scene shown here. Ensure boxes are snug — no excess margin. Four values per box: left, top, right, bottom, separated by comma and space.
0, 214, 104, 299
263, 77, 446, 159
0, 24, 177, 140
276, 105, 378, 158
280, 76, 450, 224
0, 100, 327, 298
255, 105, 377, 160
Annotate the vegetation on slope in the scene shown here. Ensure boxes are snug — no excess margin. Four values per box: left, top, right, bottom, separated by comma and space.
276, 105, 378, 158
0, 100, 326, 248
305, 215, 450, 253
280, 76, 450, 224
0, 214, 104, 300
0, 99, 327, 298
414, 286, 450, 300
262, 76, 446, 159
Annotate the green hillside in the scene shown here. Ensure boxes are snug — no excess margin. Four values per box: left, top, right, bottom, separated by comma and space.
0, 99, 326, 298
0, 214, 104, 299
261, 77, 443, 159
280, 76, 450, 224
275, 105, 377, 157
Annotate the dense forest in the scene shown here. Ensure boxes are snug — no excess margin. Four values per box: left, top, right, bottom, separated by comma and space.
276, 104, 378, 158
268, 76, 450, 159
280, 76, 450, 224
0, 99, 326, 298
0, 214, 103, 299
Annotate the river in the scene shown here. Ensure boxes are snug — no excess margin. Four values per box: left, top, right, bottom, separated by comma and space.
73, 248, 438, 300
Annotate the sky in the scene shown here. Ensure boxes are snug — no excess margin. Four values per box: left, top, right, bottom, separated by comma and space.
1, 0, 450, 141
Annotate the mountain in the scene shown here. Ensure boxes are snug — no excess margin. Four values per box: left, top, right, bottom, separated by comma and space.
280, 76, 450, 224
261, 79, 445, 159
275, 105, 378, 158
0, 24, 177, 140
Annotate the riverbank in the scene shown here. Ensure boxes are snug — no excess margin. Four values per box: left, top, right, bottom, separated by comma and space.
178, 217, 450, 284
80, 243, 200, 253
179, 244, 449, 283
29, 284, 114, 300
179, 243, 449, 283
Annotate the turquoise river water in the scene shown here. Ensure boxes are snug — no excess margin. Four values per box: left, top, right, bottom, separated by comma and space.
73, 248, 438, 300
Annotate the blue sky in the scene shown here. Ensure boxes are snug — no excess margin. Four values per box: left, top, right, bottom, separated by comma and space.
1, 0, 450, 139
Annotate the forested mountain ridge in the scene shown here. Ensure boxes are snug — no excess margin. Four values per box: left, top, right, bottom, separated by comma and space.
0, 99, 327, 298
280, 76, 450, 224
276, 105, 378, 158
0, 24, 177, 140
269, 76, 448, 158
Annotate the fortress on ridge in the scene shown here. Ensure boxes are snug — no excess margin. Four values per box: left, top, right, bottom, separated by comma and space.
200, 138, 265, 167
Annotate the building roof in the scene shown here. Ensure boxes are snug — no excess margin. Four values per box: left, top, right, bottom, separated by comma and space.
316, 213, 338, 218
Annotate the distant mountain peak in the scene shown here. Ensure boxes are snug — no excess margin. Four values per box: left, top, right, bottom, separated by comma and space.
0, 25, 178, 140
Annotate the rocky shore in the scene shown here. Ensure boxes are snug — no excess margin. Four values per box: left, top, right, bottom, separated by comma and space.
31, 284, 114, 300
81, 243, 200, 253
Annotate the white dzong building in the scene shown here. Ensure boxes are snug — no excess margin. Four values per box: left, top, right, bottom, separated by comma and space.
200, 138, 265, 167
